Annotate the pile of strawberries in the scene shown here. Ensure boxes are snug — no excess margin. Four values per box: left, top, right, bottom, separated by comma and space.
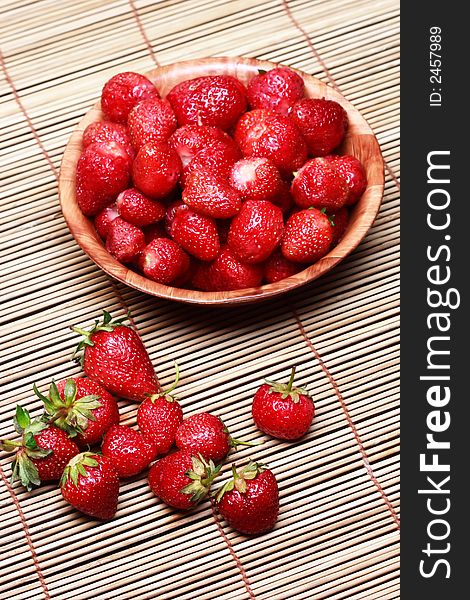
0, 312, 315, 534
75, 66, 367, 291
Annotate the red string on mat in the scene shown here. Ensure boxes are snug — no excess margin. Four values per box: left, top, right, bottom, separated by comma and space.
128, 0, 160, 66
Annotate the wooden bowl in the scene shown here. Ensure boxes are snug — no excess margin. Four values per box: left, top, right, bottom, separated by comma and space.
59, 57, 384, 306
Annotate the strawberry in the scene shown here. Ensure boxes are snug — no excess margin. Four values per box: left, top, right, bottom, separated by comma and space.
252, 367, 315, 439
264, 249, 301, 283
132, 142, 182, 200
170, 205, 220, 261
82, 121, 135, 161
182, 139, 242, 186
143, 221, 168, 244
76, 141, 131, 216
116, 188, 166, 227
290, 98, 348, 156
101, 425, 157, 478
228, 157, 284, 203
182, 171, 242, 219
94, 204, 119, 239
72, 310, 160, 402
228, 200, 284, 264
106, 217, 145, 263
60, 452, 120, 519
148, 450, 220, 509
175, 413, 256, 462
323, 154, 367, 205
282, 207, 333, 263
0, 405, 79, 490
247, 67, 304, 115
136, 363, 183, 455
329, 206, 349, 245
167, 75, 247, 131
234, 109, 307, 177
270, 181, 295, 214
164, 199, 185, 236
191, 246, 263, 291
169, 124, 236, 167
128, 97, 177, 150
291, 157, 349, 211
138, 237, 190, 285
217, 219, 231, 245
34, 378, 119, 448
215, 461, 279, 534
101, 71, 159, 124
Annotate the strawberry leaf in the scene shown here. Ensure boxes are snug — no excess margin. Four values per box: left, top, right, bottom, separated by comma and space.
13, 406, 30, 434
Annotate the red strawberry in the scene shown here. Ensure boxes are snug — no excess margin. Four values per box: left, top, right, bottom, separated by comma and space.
191, 246, 263, 291
138, 237, 190, 285
0, 406, 79, 490
291, 157, 349, 211
143, 221, 168, 244
94, 204, 119, 239
217, 219, 231, 245
290, 98, 348, 156
164, 199, 185, 236
247, 67, 304, 115
133, 142, 182, 199
128, 97, 177, 149
82, 121, 135, 161
270, 182, 295, 214
264, 249, 301, 283
72, 311, 160, 402
76, 141, 131, 216
252, 367, 315, 439
116, 188, 166, 227
169, 124, 236, 167
60, 452, 119, 519
171, 205, 220, 261
101, 425, 157, 478
34, 378, 119, 448
234, 109, 307, 177
215, 461, 279, 534
282, 208, 333, 263
148, 450, 220, 509
167, 75, 247, 131
329, 206, 349, 245
323, 154, 367, 205
183, 171, 242, 218
136, 364, 183, 455
101, 71, 159, 123
106, 217, 145, 263
182, 139, 242, 186
229, 157, 284, 202
228, 200, 284, 264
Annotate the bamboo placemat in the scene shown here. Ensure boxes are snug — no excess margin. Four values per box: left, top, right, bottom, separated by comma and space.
0, 1, 400, 598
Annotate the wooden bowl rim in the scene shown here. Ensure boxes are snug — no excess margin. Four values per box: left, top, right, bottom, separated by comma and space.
59, 56, 385, 306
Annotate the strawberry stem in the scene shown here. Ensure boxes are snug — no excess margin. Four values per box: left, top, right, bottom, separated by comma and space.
230, 436, 263, 449
162, 361, 180, 396
286, 367, 296, 392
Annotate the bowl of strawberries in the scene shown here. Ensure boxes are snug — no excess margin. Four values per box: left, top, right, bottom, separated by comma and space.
59, 57, 384, 305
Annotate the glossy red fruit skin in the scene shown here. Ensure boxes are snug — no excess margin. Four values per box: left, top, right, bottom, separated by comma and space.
191, 246, 263, 292
167, 75, 247, 131
82, 121, 135, 162
264, 249, 301, 283
228, 200, 284, 264
291, 158, 349, 211
247, 67, 305, 115
148, 450, 201, 509
128, 97, 177, 150
101, 71, 159, 124
116, 188, 166, 227
165, 200, 185, 237
183, 171, 242, 219
106, 217, 146, 263
55, 378, 120, 448
133, 142, 182, 199
323, 154, 367, 205
175, 413, 230, 462
182, 139, 242, 186
330, 206, 349, 245
76, 141, 131, 216
143, 222, 168, 244
33, 427, 80, 481
101, 425, 157, 477
83, 325, 160, 402
139, 237, 190, 285
282, 208, 333, 263
290, 98, 348, 156
61, 454, 120, 519
229, 157, 284, 202
217, 469, 279, 534
169, 125, 236, 167
171, 206, 220, 261
234, 109, 307, 177
252, 383, 315, 440
94, 204, 119, 239
137, 396, 183, 455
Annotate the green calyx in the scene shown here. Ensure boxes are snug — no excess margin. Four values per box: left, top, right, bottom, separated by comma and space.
319, 207, 336, 227
60, 452, 99, 488
215, 461, 266, 502
180, 454, 222, 505
71, 310, 129, 364
149, 361, 180, 404
34, 379, 102, 438
0, 405, 52, 491
265, 366, 309, 404
224, 427, 263, 450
